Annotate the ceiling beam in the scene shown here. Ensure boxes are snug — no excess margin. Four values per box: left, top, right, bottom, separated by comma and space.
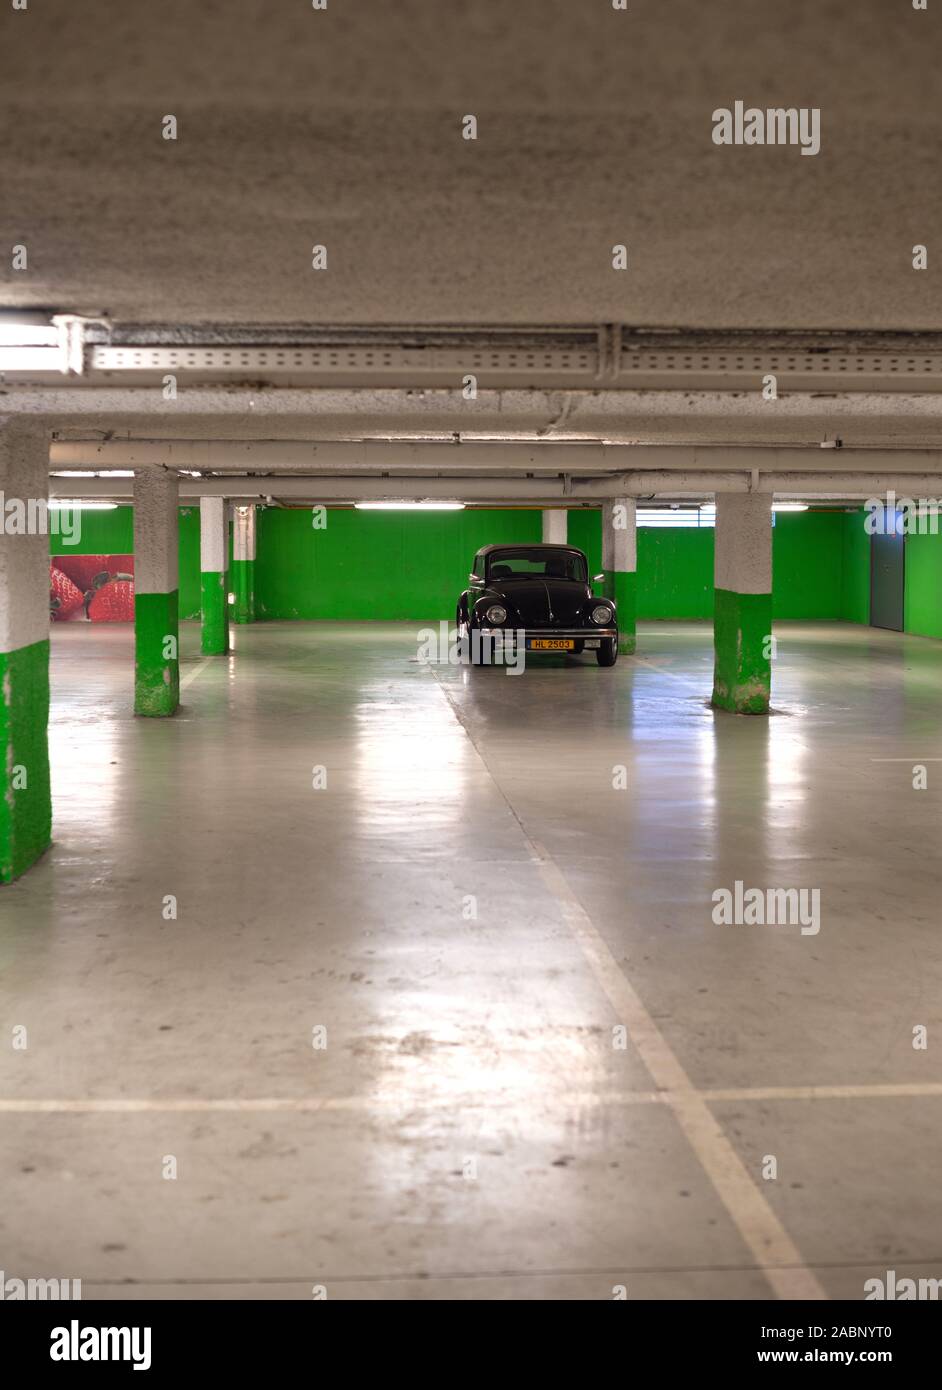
48, 439, 942, 475
48, 471, 942, 504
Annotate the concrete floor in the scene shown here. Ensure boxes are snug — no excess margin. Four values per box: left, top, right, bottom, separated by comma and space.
1, 620, 941, 1300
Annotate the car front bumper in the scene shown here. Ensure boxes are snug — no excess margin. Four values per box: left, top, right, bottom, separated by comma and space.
479, 627, 618, 646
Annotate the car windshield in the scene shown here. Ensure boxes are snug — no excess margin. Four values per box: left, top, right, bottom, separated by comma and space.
487, 549, 587, 582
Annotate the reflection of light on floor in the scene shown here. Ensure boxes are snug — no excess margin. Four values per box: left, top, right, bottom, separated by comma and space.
765, 726, 808, 839
352, 684, 468, 836
49, 656, 122, 832
695, 721, 717, 821
360, 1019, 621, 1149
50, 724, 121, 824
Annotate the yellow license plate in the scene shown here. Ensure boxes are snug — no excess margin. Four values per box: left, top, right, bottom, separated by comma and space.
529, 638, 575, 650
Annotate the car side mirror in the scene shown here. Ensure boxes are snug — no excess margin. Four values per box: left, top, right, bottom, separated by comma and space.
469, 572, 481, 583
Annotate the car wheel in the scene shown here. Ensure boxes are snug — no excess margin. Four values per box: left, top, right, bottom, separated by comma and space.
596, 637, 618, 667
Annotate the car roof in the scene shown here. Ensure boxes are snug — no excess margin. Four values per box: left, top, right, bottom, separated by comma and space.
478, 542, 587, 557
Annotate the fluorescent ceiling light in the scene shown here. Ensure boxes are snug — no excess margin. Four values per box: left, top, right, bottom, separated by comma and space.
0, 322, 57, 347
772, 503, 808, 511
0, 318, 63, 372
637, 506, 715, 528
0, 347, 64, 371
52, 469, 135, 479
48, 500, 117, 511
354, 500, 465, 510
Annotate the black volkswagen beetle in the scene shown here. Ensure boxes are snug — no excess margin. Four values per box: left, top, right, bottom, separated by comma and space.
457, 543, 619, 667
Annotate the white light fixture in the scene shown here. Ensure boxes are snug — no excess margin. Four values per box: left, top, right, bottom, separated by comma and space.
48, 500, 118, 511
0, 321, 57, 347
0, 317, 64, 372
637, 506, 715, 528
51, 470, 136, 479
772, 503, 809, 512
354, 500, 465, 511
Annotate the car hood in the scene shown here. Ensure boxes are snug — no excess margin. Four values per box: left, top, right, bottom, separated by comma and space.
480, 577, 595, 626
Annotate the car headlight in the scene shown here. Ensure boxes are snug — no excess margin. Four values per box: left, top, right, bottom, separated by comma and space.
485, 604, 508, 625
590, 605, 613, 625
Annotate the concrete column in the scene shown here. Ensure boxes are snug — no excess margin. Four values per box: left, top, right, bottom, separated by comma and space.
602, 497, 637, 654
542, 509, 567, 544
0, 421, 52, 881
199, 497, 229, 654
134, 470, 179, 717
712, 492, 773, 715
231, 504, 256, 624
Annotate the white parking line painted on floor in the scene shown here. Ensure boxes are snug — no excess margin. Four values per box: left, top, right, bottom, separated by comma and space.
179, 655, 215, 692
702, 1083, 942, 1102
628, 654, 708, 689
528, 842, 827, 1301
433, 671, 827, 1302
2, 1081, 939, 1115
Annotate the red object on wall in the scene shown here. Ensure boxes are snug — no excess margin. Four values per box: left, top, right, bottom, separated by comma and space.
87, 579, 135, 623
50, 567, 86, 621
56, 555, 114, 592
50, 555, 135, 622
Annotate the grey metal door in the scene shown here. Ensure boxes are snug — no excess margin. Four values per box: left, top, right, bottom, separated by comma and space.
871, 525, 905, 631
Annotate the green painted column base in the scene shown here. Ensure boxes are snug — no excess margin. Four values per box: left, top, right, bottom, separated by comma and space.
612, 570, 637, 655
200, 570, 229, 654
712, 587, 772, 714
0, 639, 52, 882
135, 590, 180, 717
231, 559, 255, 624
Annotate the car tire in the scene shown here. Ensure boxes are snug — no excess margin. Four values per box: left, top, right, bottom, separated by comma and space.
596, 637, 618, 667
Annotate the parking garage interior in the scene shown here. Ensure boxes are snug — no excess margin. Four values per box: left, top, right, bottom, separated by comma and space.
1, 0, 941, 1330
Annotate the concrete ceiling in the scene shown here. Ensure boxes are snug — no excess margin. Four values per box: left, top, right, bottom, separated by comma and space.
3, 1, 941, 504
1, 0, 940, 331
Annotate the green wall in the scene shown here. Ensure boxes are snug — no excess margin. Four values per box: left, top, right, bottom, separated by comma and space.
255, 508, 542, 620
255, 507, 871, 623
49, 505, 133, 555
566, 510, 603, 582
904, 530, 942, 639
772, 512, 846, 620
637, 529, 714, 619
47, 503, 883, 629
177, 507, 201, 619
633, 512, 867, 622
841, 508, 871, 624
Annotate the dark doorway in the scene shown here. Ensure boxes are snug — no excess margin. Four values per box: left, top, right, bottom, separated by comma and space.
871, 513, 905, 631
